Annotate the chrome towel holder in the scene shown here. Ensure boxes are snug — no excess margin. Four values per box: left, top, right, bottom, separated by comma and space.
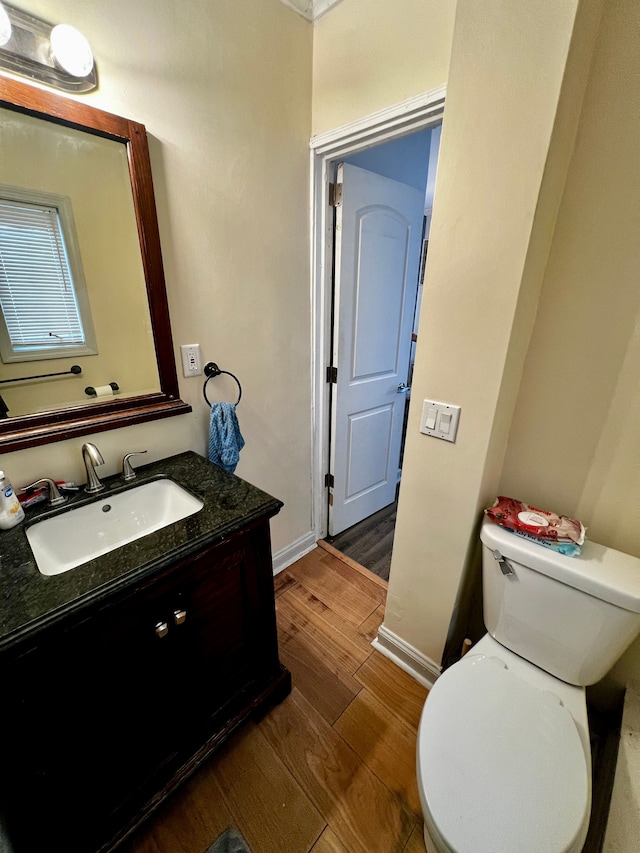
203, 362, 242, 407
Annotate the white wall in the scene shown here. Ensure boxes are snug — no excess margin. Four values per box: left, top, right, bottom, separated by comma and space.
344, 129, 432, 192
424, 125, 441, 214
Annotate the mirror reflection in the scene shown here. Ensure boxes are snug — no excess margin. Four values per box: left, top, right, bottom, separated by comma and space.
0, 76, 189, 452
0, 107, 160, 418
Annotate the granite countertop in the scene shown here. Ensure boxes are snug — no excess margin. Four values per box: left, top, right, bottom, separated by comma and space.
0, 451, 282, 651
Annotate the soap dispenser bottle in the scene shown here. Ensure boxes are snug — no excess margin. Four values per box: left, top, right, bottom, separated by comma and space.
0, 471, 25, 529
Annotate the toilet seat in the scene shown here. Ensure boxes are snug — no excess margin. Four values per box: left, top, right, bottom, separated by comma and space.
417, 653, 590, 853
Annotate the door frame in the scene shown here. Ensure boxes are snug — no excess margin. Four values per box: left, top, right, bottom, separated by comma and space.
310, 86, 446, 540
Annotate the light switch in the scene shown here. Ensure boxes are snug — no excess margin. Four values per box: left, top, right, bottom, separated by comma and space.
420, 400, 461, 442
439, 412, 452, 434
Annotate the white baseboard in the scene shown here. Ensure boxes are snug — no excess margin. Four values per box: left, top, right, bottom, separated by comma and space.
272, 531, 317, 575
372, 623, 441, 689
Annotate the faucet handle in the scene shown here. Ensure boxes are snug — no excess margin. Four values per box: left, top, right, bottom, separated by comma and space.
82, 443, 105, 494
22, 478, 67, 507
122, 450, 148, 481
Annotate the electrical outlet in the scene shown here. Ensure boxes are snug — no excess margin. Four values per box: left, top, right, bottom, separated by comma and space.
180, 344, 202, 377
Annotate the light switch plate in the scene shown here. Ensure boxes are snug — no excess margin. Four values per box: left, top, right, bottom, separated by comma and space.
420, 399, 461, 442
180, 343, 202, 377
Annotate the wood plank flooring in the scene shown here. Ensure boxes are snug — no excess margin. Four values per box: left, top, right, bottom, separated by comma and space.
122, 546, 428, 853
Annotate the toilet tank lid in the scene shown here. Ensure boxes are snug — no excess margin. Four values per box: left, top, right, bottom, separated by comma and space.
481, 517, 640, 613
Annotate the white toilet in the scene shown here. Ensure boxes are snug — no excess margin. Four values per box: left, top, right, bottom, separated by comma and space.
416, 516, 640, 853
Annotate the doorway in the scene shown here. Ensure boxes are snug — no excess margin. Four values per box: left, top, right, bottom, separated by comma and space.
327, 159, 425, 537
311, 91, 445, 579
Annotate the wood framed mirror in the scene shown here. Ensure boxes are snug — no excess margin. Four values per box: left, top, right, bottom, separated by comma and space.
0, 76, 190, 452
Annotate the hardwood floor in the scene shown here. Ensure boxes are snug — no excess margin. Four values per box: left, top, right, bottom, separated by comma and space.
122, 546, 428, 853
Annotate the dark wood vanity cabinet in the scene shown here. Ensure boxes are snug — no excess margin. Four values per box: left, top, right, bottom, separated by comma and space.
0, 517, 290, 853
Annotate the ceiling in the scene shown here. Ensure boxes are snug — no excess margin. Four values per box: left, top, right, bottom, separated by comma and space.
280, 0, 344, 21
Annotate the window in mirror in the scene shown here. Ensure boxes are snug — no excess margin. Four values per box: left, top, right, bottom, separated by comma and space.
0, 185, 97, 363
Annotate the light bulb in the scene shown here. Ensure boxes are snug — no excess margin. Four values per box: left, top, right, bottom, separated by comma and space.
50, 24, 94, 78
0, 3, 12, 48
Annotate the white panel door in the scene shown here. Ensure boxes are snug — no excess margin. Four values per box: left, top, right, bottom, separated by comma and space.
329, 162, 424, 536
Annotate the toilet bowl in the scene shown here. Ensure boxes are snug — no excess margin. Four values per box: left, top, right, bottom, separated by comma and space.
415, 517, 640, 853
417, 635, 591, 853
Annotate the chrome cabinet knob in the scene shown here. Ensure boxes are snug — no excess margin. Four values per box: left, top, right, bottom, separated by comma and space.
155, 621, 169, 638
173, 609, 187, 625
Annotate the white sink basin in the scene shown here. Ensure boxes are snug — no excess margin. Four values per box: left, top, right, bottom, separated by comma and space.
26, 479, 204, 576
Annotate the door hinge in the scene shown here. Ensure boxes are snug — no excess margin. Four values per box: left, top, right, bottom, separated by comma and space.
329, 182, 343, 207
325, 473, 334, 488
327, 365, 337, 383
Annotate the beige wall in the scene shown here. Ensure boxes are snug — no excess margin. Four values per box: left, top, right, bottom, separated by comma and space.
311, 0, 456, 136
0, 0, 313, 556
4, 0, 638, 697
313, 0, 638, 695
499, 0, 640, 691
384, 0, 603, 668
310, 0, 606, 674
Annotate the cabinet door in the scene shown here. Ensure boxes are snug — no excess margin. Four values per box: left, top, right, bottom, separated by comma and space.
0, 579, 185, 853
167, 523, 281, 748
0, 520, 282, 853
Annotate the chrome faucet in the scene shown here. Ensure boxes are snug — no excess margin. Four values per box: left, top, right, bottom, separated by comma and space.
121, 450, 147, 481
82, 443, 105, 494
22, 478, 67, 507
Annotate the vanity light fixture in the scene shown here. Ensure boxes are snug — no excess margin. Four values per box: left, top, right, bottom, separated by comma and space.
0, 2, 97, 92
49, 23, 94, 78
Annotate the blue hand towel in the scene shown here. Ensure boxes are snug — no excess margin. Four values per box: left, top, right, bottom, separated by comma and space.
208, 402, 245, 473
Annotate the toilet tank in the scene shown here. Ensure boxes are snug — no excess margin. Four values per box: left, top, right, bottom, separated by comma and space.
480, 518, 640, 685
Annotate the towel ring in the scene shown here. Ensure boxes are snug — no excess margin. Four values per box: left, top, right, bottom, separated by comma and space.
203, 362, 242, 407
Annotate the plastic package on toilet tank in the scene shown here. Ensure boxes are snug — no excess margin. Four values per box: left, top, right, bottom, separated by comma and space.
485, 496, 585, 555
